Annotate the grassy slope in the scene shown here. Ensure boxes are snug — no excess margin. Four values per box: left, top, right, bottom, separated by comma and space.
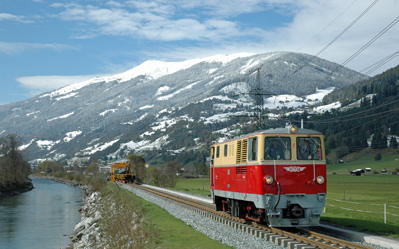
125, 183, 230, 249
327, 148, 399, 174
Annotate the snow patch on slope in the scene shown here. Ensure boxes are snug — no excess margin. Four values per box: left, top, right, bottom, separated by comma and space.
155, 86, 171, 96
157, 81, 201, 101
19, 139, 35, 150
240, 53, 278, 74
99, 109, 117, 116
37, 140, 60, 150
39, 53, 254, 99
139, 105, 154, 110
64, 131, 82, 142
313, 102, 341, 113
56, 92, 78, 101
47, 112, 74, 122
82, 139, 120, 155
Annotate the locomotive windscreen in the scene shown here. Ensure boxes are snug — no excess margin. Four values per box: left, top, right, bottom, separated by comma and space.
264, 137, 291, 160
297, 137, 322, 160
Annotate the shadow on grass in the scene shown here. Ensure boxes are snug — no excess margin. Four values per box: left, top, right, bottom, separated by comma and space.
321, 217, 399, 238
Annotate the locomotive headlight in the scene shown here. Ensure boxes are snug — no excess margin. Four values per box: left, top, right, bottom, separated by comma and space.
316, 176, 325, 184
290, 125, 298, 134
264, 175, 274, 184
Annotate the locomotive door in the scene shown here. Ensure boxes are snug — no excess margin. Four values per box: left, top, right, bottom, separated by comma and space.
210, 147, 215, 187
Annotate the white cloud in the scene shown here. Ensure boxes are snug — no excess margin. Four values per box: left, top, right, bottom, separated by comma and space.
0, 42, 77, 55
135, 0, 399, 75
16, 75, 105, 93
51, 2, 263, 41
0, 13, 31, 23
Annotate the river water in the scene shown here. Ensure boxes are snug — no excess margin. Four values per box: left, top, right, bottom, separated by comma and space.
0, 178, 84, 249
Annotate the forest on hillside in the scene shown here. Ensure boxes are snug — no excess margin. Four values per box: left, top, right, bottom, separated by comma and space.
289, 65, 399, 161
151, 64, 399, 166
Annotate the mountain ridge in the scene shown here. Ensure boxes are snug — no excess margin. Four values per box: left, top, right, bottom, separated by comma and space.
0, 51, 365, 164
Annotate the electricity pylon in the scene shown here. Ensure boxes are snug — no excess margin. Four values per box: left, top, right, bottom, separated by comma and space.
238, 68, 275, 130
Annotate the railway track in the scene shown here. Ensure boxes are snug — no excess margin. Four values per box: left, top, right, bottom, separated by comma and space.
123, 183, 371, 249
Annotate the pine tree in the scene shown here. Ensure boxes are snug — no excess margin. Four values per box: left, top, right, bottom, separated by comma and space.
390, 136, 398, 148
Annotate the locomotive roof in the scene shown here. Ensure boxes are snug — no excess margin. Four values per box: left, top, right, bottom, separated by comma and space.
213, 126, 323, 145
260, 127, 322, 135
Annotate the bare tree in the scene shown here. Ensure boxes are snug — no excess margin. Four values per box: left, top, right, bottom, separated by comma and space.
0, 134, 31, 186
158, 160, 180, 187
127, 154, 146, 183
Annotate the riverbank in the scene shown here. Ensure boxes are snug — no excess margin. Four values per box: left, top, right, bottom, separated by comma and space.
0, 178, 85, 249
31, 175, 93, 196
0, 180, 34, 198
31, 175, 95, 249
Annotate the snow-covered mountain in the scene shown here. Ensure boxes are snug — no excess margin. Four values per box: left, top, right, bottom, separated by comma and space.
0, 52, 365, 164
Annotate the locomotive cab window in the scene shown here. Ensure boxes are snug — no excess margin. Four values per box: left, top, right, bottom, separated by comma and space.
248, 137, 258, 161
264, 137, 291, 160
216, 146, 220, 158
297, 137, 322, 160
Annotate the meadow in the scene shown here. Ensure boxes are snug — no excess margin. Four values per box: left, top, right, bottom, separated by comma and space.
323, 174, 399, 237
324, 152, 399, 237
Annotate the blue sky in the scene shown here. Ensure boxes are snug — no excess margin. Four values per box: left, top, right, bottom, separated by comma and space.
1, 0, 398, 105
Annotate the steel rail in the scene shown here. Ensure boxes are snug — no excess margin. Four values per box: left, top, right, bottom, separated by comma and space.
126, 183, 371, 249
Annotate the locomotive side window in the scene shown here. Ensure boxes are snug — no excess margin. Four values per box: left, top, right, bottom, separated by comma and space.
297, 137, 322, 160
264, 137, 291, 160
248, 137, 258, 161
224, 144, 228, 157
216, 146, 220, 158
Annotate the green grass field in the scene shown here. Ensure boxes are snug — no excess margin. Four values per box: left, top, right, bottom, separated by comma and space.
327, 148, 399, 174
118, 184, 231, 248
324, 150, 399, 237
323, 174, 399, 238
139, 196, 232, 248
170, 178, 211, 196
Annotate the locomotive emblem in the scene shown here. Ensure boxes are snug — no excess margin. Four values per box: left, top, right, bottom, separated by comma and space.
284, 166, 306, 172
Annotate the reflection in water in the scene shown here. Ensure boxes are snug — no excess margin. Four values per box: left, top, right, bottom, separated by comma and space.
0, 178, 84, 249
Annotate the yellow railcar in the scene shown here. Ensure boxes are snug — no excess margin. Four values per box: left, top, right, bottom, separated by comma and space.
111, 162, 136, 183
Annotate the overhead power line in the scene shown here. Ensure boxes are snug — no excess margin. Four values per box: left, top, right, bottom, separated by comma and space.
359, 50, 399, 75
312, 14, 399, 87
289, 0, 380, 77
296, 0, 358, 52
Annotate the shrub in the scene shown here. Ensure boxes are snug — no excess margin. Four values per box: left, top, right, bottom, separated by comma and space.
97, 185, 158, 248
88, 174, 107, 192
73, 174, 84, 182
375, 153, 382, 161
392, 171, 397, 175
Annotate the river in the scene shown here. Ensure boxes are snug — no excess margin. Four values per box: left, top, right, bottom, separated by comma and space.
0, 178, 84, 249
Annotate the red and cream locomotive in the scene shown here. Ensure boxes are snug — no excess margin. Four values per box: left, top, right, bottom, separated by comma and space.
210, 124, 326, 227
